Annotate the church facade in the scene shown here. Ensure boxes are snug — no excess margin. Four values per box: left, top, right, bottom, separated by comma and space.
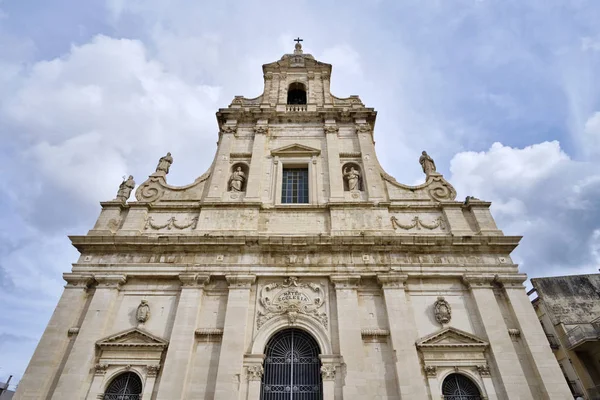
15, 42, 572, 400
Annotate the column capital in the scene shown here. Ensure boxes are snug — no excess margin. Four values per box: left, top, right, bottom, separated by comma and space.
226, 274, 256, 289
494, 274, 527, 289
330, 274, 361, 289
63, 273, 95, 289
179, 273, 210, 288
320, 365, 336, 381
462, 274, 496, 289
93, 274, 127, 289
377, 274, 408, 289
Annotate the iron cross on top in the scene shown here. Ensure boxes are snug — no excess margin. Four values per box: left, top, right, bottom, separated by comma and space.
294, 37, 303, 44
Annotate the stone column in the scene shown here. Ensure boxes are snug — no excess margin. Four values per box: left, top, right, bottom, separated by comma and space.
15, 274, 93, 400
377, 274, 429, 399
324, 121, 344, 201
497, 275, 573, 399
243, 354, 264, 400
214, 275, 256, 399
463, 275, 534, 400
244, 122, 267, 201
156, 274, 210, 400
51, 275, 127, 400
330, 275, 365, 399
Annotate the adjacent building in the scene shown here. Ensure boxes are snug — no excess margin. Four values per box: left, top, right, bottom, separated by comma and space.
15, 42, 572, 400
531, 274, 600, 400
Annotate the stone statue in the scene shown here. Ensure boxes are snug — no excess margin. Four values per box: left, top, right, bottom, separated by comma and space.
434, 296, 451, 325
343, 166, 361, 191
136, 300, 150, 323
156, 152, 173, 174
115, 175, 135, 202
228, 166, 246, 192
419, 151, 436, 177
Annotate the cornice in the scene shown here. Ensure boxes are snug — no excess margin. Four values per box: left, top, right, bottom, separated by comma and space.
225, 274, 256, 288
330, 274, 361, 289
377, 273, 408, 289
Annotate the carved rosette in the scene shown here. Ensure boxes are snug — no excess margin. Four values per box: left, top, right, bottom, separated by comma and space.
257, 277, 327, 329
434, 297, 451, 325
424, 365, 437, 378
246, 365, 264, 381
320, 365, 336, 380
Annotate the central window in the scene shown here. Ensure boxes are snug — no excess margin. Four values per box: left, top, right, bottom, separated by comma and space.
282, 168, 309, 204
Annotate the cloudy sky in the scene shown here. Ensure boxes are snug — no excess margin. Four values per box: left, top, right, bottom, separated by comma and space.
1, 0, 600, 388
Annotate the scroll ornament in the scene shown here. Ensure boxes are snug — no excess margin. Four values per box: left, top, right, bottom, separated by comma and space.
391, 215, 446, 231
257, 277, 327, 329
135, 176, 165, 203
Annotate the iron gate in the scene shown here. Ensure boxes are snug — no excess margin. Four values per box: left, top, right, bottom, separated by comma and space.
442, 373, 482, 400
261, 328, 323, 400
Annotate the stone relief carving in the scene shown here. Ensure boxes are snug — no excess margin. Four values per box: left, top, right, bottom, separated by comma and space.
320, 365, 336, 380
476, 364, 491, 376
136, 300, 150, 323
144, 216, 199, 231
355, 123, 371, 133
381, 171, 457, 202
253, 125, 268, 135
424, 365, 437, 377
155, 152, 173, 175
115, 175, 135, 203
324, 124, 339, 134
343, 166, 361, 191
94, 363, 109, 375
147, 364, 161, 377
434, 297, 451, 325
228, 166, 246, 192
391, 216, 446, 231
246, 365, 264, 381
257, 277, 327, 329
419, 151, 436, 178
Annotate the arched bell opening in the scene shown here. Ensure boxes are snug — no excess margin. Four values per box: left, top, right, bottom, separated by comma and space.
441, 373, 482, 400
103, 371, 143, 400
260, 328, 323, 400
287, 82, 307, 105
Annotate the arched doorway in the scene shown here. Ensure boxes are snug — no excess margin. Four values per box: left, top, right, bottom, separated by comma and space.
442, 373, 482, 400
104, 371, 143, 400
261, 328, 323, 400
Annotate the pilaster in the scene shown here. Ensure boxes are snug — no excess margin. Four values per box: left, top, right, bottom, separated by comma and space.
118, 204, 148, 235
330, 274, 366, 399
355, 120, 384, 201
51, 275, 127, 400
496, 275, 573, 399
14, 274, 93, 400
320, 355, 338, 400
463, 274, 534, 400
324, 120, 344, 201
377, 274, 429, 399
156, 274, 210, 400
88, 201, 126, 235
206, 125, 235, 200
245, 121, 268, 201
442, 204, 474, 236
243, 354, 265, 400
214, 274, 256, 399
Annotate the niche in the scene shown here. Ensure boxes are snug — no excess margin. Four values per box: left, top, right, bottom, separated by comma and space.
342, 163, 363, 191
228, 163, 249, 192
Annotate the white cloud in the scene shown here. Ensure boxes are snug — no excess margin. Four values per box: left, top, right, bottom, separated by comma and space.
583, 112, 600, 157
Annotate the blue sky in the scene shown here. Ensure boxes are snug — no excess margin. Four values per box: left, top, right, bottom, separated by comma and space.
1, 0, 600, 388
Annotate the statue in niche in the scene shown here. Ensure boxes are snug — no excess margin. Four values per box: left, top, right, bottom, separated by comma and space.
136, 300, 150, 323
434, 296, 451, 325
155, 152, 173, 174
343, 166, 361, 191
419, 151, 437, 177
115, 175, 135, 202
228, 166, 246, 192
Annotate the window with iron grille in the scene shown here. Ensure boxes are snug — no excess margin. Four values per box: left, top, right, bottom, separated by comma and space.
103, 372, 142, 400
282, 168, 309, 204
261, 328, 322, 400
442, 373, 482, 400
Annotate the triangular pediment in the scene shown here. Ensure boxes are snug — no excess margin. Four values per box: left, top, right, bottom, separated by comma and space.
97, 327, 168, 349
417, 327, 488, 350
271, 143, 321, 157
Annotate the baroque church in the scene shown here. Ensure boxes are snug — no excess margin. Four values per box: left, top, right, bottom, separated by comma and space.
15, 41, 573, 400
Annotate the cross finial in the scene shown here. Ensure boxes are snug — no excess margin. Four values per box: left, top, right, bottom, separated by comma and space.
294, 37, 303, 44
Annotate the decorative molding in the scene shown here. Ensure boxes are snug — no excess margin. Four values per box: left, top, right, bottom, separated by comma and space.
339, 152, 362, 158
391, 215, 446, 231
230, 152, 252, 159
94, 363, 109, 375
68, 327, 80, 337
361, 329, 390, 342
324, 124, 339, 134
254, 125, 269, 135
257, 277, 327, 329
246, 365, 264, 381
144, 216, 198, 231
462, 275, 496, 289
179, 274, 210, 287
146, 364, 161, 377
63, 273, 94, 288
508, 328, 521, 340
320, 365, 336, 380
434, 297, 452, 325
377, 274, 408, 289
416, 327, 489, 351
424, 365, 437, 378
330, 274, 361, 289
195, 328, 224, 342
355, 123, 371, 133
94, 275, 127, 289
96, 328, 168, 351
270, 143, 321, 157
226, 274, 256, 289
477, 364, 491, 376
264, 73, 273, 80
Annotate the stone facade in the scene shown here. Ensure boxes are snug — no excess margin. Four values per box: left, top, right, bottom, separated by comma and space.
532, 274, 600, 399
15, 43, 572, 399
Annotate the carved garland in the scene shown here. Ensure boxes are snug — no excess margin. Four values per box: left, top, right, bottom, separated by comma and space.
391, 216, 446, 231
257, 277, 327, 329
144, 216, 199, 230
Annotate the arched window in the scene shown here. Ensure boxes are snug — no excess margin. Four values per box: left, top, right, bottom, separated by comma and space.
442, 373, 482, 400
104, 372, 143, 400
261, 328, 322, 400
287, 83, 307, 105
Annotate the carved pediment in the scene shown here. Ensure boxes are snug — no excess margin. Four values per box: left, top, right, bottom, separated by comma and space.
270, 144, 321, 157
96, 328, 168, 350
416, 327, 488, 351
